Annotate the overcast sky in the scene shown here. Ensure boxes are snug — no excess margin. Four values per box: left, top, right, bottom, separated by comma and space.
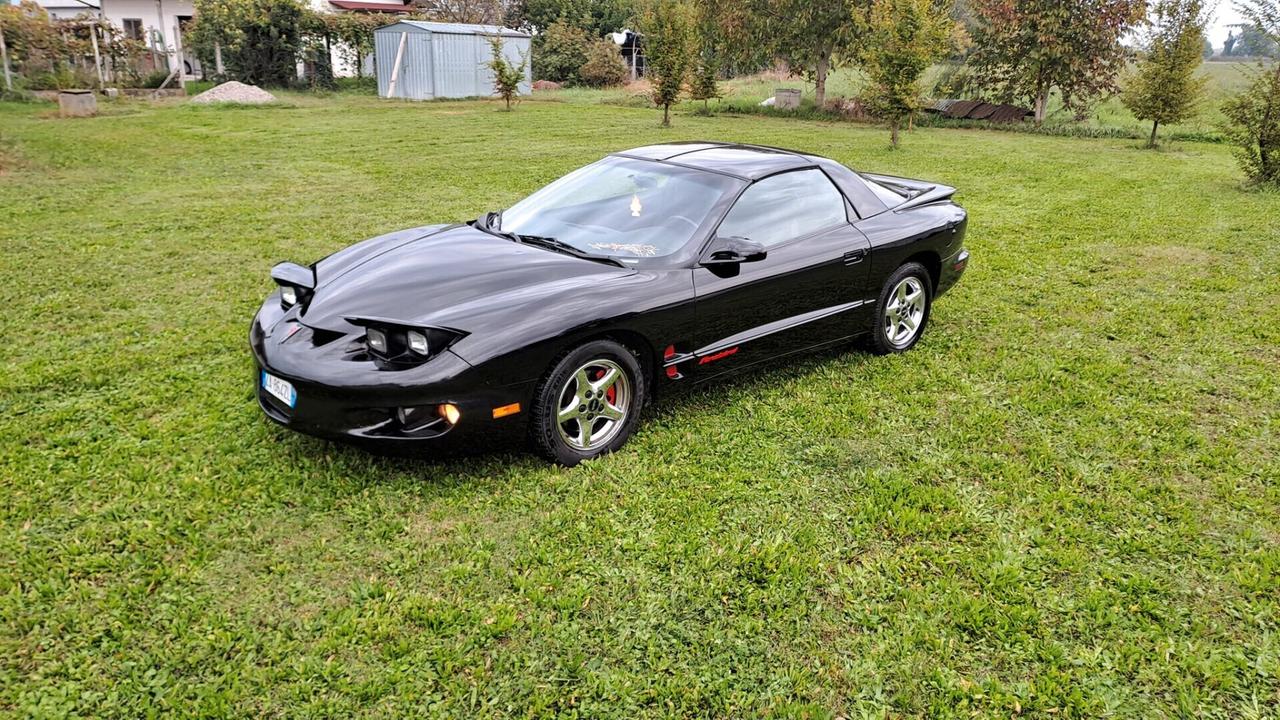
1207, 3, 1248, 50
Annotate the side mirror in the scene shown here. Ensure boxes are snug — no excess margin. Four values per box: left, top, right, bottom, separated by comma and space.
701, 236, 767, 266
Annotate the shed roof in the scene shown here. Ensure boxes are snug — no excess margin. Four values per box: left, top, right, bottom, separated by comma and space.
375, 20, 531, 37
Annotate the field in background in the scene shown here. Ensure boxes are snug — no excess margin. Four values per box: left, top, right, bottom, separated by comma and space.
1, 93, 1277, 717
547, 60, 1263, 141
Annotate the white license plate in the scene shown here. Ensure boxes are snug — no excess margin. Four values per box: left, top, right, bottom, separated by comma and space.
261, 371, 296, 408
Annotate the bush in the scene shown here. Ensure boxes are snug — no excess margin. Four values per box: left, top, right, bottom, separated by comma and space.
1221, 65, 1280, 186
187, 0, 306, 88
139, 69, 173, 89
578, 39, 628, 87
533, 22, 590, 85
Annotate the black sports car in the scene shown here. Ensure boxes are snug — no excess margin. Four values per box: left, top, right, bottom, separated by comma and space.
250, 142, 969, 465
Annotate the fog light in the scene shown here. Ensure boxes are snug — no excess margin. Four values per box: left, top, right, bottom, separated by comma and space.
281, 285, 297, 307
366, 328, 387, 354
407, 330, 429, 355
397, 405, 433, 430
438, 403, 461, 425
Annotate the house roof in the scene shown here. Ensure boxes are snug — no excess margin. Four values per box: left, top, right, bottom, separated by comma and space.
376, 20, 531, 37
34, 0, 100, 10
330, 0, 410, 11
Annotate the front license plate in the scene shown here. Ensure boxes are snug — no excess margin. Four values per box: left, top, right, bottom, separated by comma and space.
261, 371, 297, 408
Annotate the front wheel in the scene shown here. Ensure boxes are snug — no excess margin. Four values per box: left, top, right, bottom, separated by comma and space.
531, 340, 646, 466
867, 262, 933, 355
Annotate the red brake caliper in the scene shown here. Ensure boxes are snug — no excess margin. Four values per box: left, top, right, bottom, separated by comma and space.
594, 369, 616, 404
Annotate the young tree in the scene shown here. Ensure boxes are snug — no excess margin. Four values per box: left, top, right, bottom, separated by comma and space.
858, 0, 963, 147
1122, 0, 1209, 147
486, 37, 525, 110
638, 0, 694, 126
1221, 0, 1280, 185
688, 0, 721, 109
970, 0, 1146, 124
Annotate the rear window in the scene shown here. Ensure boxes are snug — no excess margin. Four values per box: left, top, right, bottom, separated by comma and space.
866, 178, 908, 206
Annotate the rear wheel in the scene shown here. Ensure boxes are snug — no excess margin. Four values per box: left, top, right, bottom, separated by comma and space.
531, 340, 645, 466
868, 262, 932, 355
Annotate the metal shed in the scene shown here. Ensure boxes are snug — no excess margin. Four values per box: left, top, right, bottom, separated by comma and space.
374, 21, 532, 101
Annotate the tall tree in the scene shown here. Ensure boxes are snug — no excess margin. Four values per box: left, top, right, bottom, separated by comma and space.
1122, 0, 1209, 147
1222, 0, 1280, 185
638, 0, 694, 126
738, 0, 864, 108
506, 0, 635, 37
969, 0, 1146, 124
858, 0, 963, 147
1226, 22, 1280, 56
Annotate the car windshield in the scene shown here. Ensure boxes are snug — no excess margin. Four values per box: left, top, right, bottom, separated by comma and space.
501, 156, 742, 259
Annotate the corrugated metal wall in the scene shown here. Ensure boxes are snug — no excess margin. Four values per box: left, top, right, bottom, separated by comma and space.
375, 24, 434, 100
375, 22, 531, 101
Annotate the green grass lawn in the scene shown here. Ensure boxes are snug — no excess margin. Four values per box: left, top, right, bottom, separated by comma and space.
1, 93, 1278, 718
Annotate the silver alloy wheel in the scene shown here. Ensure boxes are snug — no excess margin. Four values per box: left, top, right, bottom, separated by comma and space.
556, 358, 631, 452
884, 276, 926, 347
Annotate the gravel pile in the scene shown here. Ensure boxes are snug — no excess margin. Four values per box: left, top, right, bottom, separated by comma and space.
190, 81, 277, 105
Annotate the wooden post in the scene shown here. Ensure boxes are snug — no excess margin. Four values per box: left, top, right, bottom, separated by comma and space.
0, 25, 13, 93
89, 22, 106, 88
386, 31, 407, 98
172, 22, 185, 90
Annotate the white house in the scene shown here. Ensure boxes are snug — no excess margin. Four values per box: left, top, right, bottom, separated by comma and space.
35, 0, 199, 77
33, 0, 99, 20
33, 0, 408, 81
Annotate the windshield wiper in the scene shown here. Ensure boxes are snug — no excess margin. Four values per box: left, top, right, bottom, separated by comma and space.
471, 212, 625, 268
516, 235, 627, 268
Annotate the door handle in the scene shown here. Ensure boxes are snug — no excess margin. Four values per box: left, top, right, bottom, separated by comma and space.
843, 249, 867, 265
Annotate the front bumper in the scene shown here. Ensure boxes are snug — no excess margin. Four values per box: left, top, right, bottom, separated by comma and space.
250, 298, 533, 447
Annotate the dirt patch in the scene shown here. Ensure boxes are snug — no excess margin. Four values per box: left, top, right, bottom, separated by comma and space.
1136, 245, 1217, 266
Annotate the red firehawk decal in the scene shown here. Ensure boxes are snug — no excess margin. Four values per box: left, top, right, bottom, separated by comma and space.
698, 347, 739, 365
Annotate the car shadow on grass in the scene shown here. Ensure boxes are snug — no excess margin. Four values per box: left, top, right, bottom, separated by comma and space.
269, 337, 875, 480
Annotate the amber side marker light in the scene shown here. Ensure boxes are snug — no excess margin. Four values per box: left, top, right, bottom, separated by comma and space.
492, 402, 521, 419
438, 403, 461, 425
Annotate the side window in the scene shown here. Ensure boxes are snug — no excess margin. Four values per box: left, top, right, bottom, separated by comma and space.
716, 169, 847, 247
123, 19, 144, 41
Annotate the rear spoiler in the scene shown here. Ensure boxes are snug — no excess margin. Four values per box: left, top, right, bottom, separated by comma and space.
862, 172, 957, 212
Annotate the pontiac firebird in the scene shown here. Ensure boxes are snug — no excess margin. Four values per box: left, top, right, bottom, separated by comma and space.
250, 142, 969, 465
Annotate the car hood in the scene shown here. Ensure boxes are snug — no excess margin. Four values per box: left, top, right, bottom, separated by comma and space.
299, 223, 635, 331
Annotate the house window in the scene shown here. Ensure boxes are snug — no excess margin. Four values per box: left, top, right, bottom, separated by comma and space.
123, 19, 143, 41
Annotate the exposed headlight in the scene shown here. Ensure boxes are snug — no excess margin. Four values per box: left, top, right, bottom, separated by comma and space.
407, 330, 429, 355
280, 285, 298, 307
347, 317, 466, 367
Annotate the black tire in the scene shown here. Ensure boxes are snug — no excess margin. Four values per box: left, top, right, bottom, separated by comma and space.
867, 262, 933, 355
530, 339, 646, 466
